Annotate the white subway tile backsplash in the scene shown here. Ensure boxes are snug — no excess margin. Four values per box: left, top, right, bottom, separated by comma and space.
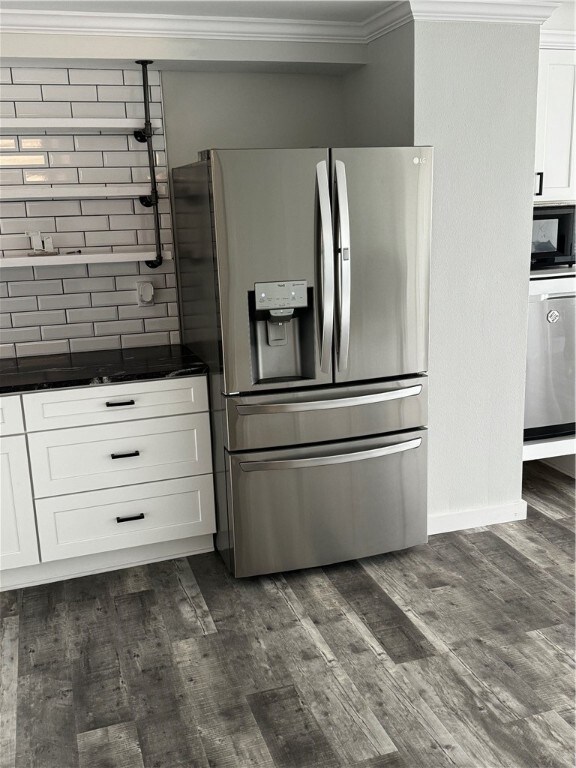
33, 263, 87, 280
170, 331, 181, 345
62, 276, 115, 293
16, 101, 72, 118
109, 213, 153, 231
0, 84, 42, 101
97, 85, 144, 102
125, 102, 162, 119
26, 201, 81, 217
121, 331, 170, 348
16, 340, 70, 357
0, 344, 16, 359
49, 152, 103, 168
0, 203, 26, 217
1, 169, 24, 185
71, 102, 126, 118
42, 322, 93, 340
0, 137, 18, 151
94, 319, 143, 336
0, 103, 16, 118
43, 84, 97, 101
91, 290, 136, 307
1, 217, 55, 235
69, 69, 123, 85
74, 135, 128, 152
0, 69, 12, 84
103, 151, 147, 167
67, 306, 117, 323
144, 316, 179, 333
81, 200, 132, 216
123, 69, 160, 86
118, 303, 167, 320
19, 136, 75, 151
12, 68, 68, 84
37, 293, 91, 310
1, 64, 178, 358
24, 168, 78, 184
78, 167, 131, 184
0, 326, 41, 343
84, 230, 137, 247
8, 280, 63, 297
55, 216, 109, 233
87, 261, 139, 276
12, 310, 65, 327
70, 335, 121, 352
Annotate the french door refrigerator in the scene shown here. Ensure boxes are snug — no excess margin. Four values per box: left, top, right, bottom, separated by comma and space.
173, 147, 433, 577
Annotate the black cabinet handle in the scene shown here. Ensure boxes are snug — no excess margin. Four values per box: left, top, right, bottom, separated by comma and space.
106, 400, 135, 407
110, 450, 140, 460
116, 513, 145, 523
535, 171, 544, 196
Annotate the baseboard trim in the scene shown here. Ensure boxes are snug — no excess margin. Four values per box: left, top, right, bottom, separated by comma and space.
0, 534, 214, 591
428, 499, 527, 536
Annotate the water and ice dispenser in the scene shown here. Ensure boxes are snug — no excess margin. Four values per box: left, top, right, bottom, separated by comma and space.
249, 280, 316, 383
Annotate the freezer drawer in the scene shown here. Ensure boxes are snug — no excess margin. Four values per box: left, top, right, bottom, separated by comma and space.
225, 377, 428, 450
226, 430, 427, 577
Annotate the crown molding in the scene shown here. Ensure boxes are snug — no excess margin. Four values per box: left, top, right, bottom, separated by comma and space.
540, 29, 576, 49
0, 2, 561, 45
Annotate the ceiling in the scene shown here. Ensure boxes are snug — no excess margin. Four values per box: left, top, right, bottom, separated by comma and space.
0, 0, 400, 24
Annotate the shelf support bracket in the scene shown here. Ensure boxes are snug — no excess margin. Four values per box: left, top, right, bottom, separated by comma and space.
136, 59, 163, 269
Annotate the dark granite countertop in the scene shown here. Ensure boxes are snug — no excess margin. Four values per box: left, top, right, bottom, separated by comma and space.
0, 345, 208, 395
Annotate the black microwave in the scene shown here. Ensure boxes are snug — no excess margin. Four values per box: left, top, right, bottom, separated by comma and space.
531, 205, 575, 270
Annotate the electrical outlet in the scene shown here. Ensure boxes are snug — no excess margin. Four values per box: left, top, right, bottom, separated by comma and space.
137, 280, 155, 306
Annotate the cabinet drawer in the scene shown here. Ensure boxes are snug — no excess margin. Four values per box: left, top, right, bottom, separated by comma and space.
0, 396, 24, 436
28, 413, 212, 498
23, 376, 208, 432
36, 476, 216, 561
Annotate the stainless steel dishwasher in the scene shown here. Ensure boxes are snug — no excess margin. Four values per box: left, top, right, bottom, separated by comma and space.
524, 271, 575, 441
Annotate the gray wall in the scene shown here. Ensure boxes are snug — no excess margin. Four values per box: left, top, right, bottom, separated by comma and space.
162, 71, 348, 169
342, 23, 414, 147
413, 22, 540, 524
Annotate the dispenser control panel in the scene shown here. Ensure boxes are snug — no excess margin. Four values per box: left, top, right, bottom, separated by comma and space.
255, 280, 308, 310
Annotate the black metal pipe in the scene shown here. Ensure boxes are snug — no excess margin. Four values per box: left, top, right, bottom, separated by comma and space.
135, 60, 163, 269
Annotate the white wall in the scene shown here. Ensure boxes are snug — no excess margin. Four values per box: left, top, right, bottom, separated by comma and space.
342, 23, 414, 147
161, 71, 348, 168
413, 22, 540, 528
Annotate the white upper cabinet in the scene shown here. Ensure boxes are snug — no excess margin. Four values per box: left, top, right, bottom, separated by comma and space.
534, 49, 576, 202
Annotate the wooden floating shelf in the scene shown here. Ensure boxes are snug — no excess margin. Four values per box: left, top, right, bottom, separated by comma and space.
0, 118, 162, 134
0, 184, 152, 201
0, 251, 173, 268
523, 435, 575, 461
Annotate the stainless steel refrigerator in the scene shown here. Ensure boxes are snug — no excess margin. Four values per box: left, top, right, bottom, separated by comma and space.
173, 147, 433, 577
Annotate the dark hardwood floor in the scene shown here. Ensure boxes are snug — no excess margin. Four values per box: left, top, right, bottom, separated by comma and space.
1, 461, 574, 768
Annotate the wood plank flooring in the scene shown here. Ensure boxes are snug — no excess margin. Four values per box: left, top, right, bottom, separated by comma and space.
0, 460, 574, 768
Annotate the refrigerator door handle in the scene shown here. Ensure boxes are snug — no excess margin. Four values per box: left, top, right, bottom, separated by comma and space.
335, 159, 351, 372
239, 437, 422, 472
235, 384, 422, 414
316, 160, 334, 374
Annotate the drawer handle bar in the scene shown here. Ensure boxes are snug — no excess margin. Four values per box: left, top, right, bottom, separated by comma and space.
106, 399, 135, 407
110, 450, 140, 460
240, 437, 422, 472
236, 385, 423, 415
116, 513, 145, 523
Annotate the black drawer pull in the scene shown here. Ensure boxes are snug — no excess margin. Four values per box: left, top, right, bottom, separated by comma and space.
116, 513, 145, 523
535, 171, 544, 196
110, 450, 140, 460
106, 400, 135, 407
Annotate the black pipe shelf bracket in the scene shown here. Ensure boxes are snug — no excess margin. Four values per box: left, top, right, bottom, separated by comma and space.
135, 60, 163, 269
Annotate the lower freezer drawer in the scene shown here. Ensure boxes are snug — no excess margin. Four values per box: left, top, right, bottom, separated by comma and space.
226, 430, 427, 577
35, 475, 216, 561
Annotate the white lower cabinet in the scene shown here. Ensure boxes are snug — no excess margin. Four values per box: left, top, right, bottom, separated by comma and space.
0, 435, 40, 570
35, 475, 215, 561
0, 376, 216, 585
